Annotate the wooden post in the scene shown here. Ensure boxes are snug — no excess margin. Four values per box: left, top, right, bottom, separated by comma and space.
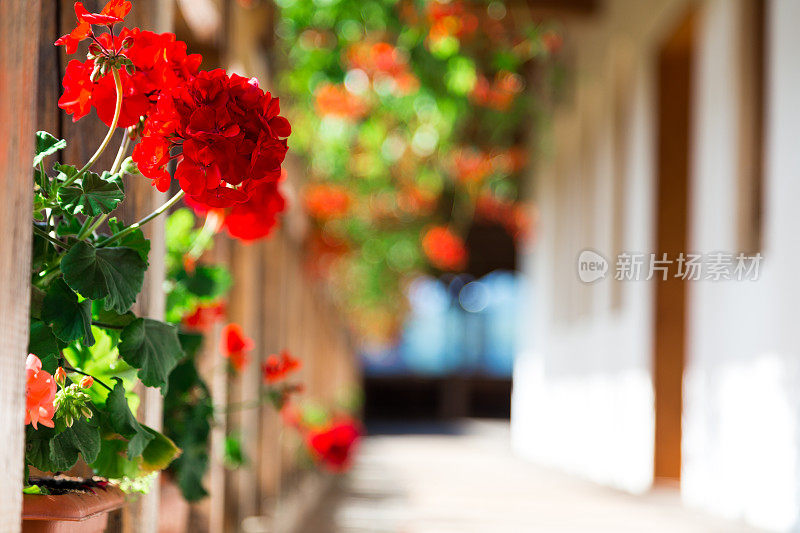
229, 241, 263, 526
207, 237, 231, 533
121, 3, 174, 531
0, 2, 42, 531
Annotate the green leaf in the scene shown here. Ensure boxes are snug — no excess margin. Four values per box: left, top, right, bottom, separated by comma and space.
25, 426, 58, 472
178, 332, 204, 360
119, 319, 184, 392
223, 433, 247, 468
33, 131, 66, 167
91, 301, 136, 329
58, 171, 124, 215
176, 265, 232, 299
29, 320, 61, 359
55, 215, 83, 237
165, 208, 197, 254
105, 379, 154, 458
62, 241, 146, 314
90, 438, 140, 479
107, 218, 150, 263
141, 426, 180, 472
54, 162, 78, 185
50, 418, 101, 470
41, 279, 94, 345
23, 485, 49, 495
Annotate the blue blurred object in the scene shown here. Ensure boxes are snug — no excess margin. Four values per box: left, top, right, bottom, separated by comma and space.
361, 270, 521, 377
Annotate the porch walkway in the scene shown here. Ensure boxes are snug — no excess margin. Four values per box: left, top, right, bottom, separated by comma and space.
298, 420, 762, 533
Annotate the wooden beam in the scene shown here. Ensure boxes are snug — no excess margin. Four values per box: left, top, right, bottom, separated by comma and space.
0, 1, 42, 531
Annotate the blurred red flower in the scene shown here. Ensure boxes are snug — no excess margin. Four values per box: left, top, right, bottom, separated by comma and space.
307, 418, 361, 472
25, 355, 56, 430
134, 69, 290, 208
422, 226, 468, 271
470, 71, 524, 111
426, 1, 478, 44
345, 42, 419, 96
220, 323, 254, 372
262, 350, 301, 384
59, 29, 202, 127
314, 83, 368, 120
304, 184, 351, 220
183, 301, 226, 331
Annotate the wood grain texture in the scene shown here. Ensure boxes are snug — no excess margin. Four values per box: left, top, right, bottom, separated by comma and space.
0, 1, 42, 531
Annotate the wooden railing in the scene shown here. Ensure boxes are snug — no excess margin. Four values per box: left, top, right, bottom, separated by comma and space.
0, 1, 360, 531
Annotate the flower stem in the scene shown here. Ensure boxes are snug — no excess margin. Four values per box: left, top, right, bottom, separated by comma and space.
61, 364, 113, 392
187, 211, 223, 260
111, 129, 132, 174
62, 68, 124, 189
76, 213, 110, 241
98, 190, 185, 247
33, 226, 70, 249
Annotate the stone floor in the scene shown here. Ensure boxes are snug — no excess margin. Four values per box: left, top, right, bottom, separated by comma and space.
298, 420, 764, 533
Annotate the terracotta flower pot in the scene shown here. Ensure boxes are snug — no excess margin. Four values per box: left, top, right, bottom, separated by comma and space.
22, 484, 125, 533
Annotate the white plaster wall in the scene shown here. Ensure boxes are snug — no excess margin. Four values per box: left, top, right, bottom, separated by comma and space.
513, 0, 800, 527
682, 1, 800, 530
511, 0, 669, 493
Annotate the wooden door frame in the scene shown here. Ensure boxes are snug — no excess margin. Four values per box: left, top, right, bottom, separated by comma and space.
653, 8, 696, 485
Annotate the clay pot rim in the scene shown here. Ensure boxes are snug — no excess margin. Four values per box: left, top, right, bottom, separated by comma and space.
22, 484, 125, 522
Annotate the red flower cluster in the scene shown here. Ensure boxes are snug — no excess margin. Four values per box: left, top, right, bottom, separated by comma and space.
59, 28, 202, 127
426, 1, 478, 45
470, 71, 524, 111
451, 147, 494, 184
220, 323, 254, 372
55, 0, 131, 54
262, 350, 301, 384
345, 42, 419, 96
422, 226, 468, 271
304, 184, 351, 220
314, 83, 368, 120
133, 69, 291, 207
306, 418, 361, 472
25, 355, 56, 430
182, 301, 226, 331
187, 174, 287, 242
475, 194, 534, 243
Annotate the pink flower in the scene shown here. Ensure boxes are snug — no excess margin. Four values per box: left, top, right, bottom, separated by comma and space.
25, 355, 56, 430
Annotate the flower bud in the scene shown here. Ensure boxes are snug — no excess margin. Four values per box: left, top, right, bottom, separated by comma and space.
120, 36, 134, 50
87, 43, 103, 58
79, 376, 94, 389
82, 406, 93, 419
54, 367, 66, 387
64, 414, 73, 427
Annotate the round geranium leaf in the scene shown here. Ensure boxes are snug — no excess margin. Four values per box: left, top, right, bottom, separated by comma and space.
119, 318, 184, 393
62, 241, 146, 314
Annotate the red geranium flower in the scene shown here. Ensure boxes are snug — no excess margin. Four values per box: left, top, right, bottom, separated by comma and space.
220, 323, 254, 372
182, 301, 226, 331
55, 1, 132, 54
261, 350, 301, 384
133, 69, 291, 208
59, 29, 202, 127
422, 226, 468, 271
25, 355, 56, 430
307, 418, 361, 472
186, 173, 287, 242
